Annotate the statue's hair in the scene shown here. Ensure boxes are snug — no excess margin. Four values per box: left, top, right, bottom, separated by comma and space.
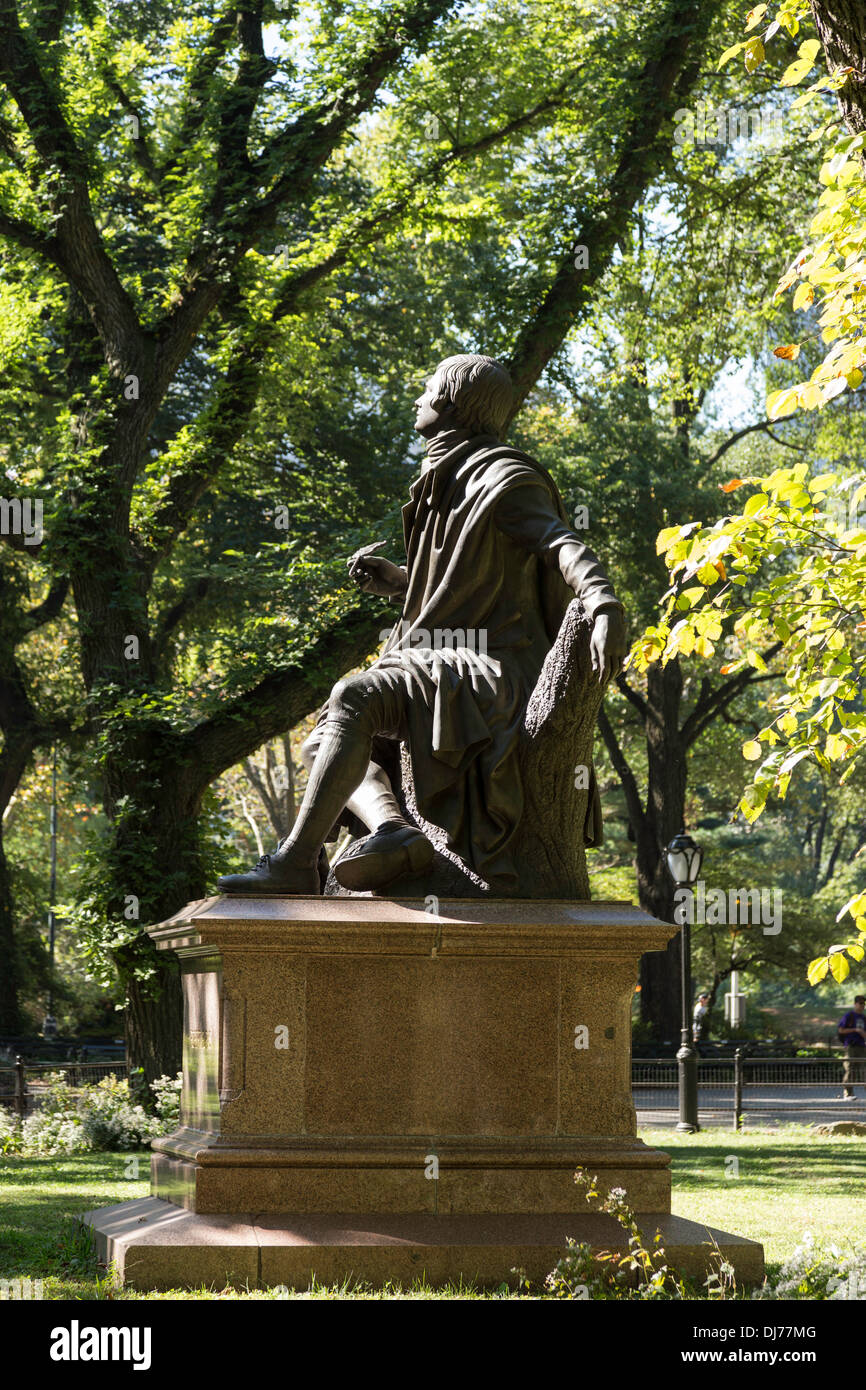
430, 354, 513, 437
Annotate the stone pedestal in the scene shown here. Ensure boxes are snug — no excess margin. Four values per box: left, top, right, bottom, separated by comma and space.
84, 896, 764, 1289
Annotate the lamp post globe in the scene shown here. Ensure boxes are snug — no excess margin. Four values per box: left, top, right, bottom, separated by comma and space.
665, 829, 703, 888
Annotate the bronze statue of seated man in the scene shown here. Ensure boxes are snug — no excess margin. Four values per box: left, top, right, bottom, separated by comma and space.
218, 354, 627, 896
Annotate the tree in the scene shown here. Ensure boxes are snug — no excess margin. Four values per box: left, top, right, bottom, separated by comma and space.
636, 0, 866, 993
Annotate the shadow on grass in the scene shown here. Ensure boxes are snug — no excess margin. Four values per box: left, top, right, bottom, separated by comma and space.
655, 1137, 864, 1196
0, 1152, 147, 1283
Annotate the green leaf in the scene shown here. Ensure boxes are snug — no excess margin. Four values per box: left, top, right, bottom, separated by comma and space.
744, 37, 765, 73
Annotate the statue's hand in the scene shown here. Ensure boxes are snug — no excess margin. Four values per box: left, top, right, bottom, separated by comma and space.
590, 607, 627, 685
347, 541, 408, 598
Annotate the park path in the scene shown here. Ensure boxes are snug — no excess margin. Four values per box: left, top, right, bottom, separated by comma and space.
635, 1083, 866, 1128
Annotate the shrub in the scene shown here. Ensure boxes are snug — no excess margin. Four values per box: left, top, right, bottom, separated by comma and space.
150, 1073, 182, 1130
21, 1109, 89, 1156
77, 1076, 159, 1152
753, 1232, 866, 1300
19, 1073, 89, 1156
545, 1171, 864, 1301
0, 1071, 182, 1156
0, 1105, 22, 1154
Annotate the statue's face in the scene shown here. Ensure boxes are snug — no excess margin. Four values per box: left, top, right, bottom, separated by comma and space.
413, 373, 453, 436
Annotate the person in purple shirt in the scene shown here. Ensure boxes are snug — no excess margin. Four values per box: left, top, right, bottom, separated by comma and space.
839, 995, 866, 1099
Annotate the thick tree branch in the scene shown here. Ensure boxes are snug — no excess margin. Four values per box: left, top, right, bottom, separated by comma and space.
0, 207, 64, 267
158, 5, 240, 181
23, 575, 68, 633
181, 604, 383, 790
505, 0, 720, 418
696, 418, 776, 476
614, 671, 659, 729
0, 0, 149, 370
152, 577, 211, 660
152, 0, 458, 389
141, 80, 578, 559
681, 643, 783, 748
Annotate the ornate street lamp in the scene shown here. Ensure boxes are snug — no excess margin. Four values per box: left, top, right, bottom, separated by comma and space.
666, 829, 703, 1134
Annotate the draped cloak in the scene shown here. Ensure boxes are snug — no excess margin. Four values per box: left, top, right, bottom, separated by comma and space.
363, 430, 621, 889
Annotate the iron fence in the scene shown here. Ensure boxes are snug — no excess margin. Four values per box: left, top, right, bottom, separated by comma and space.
0, 1057, 130, 1117
633, 1055, 856, 1127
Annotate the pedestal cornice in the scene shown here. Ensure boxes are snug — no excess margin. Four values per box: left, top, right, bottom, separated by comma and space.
149, 895, 677, 959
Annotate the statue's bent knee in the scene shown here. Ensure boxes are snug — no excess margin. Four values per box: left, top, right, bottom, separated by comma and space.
327, 673, 380, 729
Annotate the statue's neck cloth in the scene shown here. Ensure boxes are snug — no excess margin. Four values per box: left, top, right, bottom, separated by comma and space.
422, 427, 498, 473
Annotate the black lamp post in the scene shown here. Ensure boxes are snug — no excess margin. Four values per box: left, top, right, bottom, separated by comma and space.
666, 829, 703, 1134
43, 745, 58, 1040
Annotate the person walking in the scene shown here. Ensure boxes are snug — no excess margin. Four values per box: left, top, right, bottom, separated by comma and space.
838, 995, 866, 1099
692, 992, 711, 1044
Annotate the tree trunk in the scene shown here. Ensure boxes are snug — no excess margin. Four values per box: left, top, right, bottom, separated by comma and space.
119, 935, 182, 1100
0, 834, 23, 1032
634, 659, 687, 1041
598, 659, 687, 1042
810, 1, 866, 135
99, 732, 210, 1087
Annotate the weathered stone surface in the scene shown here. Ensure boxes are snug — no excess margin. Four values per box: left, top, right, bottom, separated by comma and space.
83, 1200, 765, 1291
78, 893, 764, 1289
145, 894, 676, 1218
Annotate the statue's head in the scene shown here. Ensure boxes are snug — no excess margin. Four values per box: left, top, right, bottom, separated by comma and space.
414, 354, 513, 439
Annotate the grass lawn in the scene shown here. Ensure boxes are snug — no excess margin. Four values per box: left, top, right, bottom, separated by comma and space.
0, 1126, 862, 1299
640, 1125, 865, 1268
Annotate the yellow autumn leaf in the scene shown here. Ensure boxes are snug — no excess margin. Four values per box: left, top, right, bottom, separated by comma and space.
781, 56, 813, 86
807, 956, 830, 985
830, 951, 851, 983
822, 376, 848, 402
718, 42, 745, 69
744, 4, 767, 31
793, 283, 814, 310
767, 387, 800, 419
744, 492, 770, 516
742, 740, 762, 760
